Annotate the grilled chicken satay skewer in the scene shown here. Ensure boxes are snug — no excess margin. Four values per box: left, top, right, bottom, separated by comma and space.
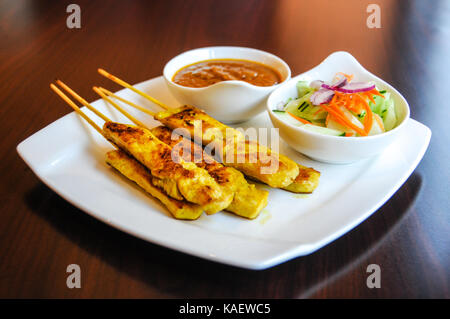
99, 86, 320, 195
52, 81, 233, 215
50, 83, 202, 220
94, 87, 269, 219
96, 69, 320, 193
105, 150, 203, 219
97, 69, 299, 188
150, 126, 269, 218
154, 106, 322, 191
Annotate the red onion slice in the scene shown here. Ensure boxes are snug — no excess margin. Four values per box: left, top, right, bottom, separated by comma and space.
310, 88, 335, 105
321, 78, 348, 90
334, 82, 375, 93
332, 77, 348, 88
321, 84, 335, 91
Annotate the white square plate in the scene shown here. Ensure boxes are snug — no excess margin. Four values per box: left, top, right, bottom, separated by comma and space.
17, 75, 430, 270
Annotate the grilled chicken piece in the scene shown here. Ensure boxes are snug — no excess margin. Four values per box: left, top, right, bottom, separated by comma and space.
106, 150, 203, 220
154, 105, 234, 141
103, 122, 233, 214
282, 164, 320, 193
150, 126, 269, 219
154, 105, 300, 188
220, 138, 300, 188
225, 183, 268, 219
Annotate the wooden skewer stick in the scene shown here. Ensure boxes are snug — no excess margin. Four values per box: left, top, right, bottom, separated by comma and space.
93, 86, 148, 128
56, 79, 111, 122
97, 87, 156, 117
97, 68, 170, 110
50, 83, 104, 136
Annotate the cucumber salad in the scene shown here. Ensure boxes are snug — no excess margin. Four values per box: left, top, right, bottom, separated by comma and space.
273, 73, 397, 137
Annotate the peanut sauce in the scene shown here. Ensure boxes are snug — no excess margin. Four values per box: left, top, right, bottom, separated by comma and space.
172, 59, 282, 88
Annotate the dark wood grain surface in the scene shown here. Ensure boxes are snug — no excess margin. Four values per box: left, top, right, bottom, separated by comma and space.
0, 0, 448, 298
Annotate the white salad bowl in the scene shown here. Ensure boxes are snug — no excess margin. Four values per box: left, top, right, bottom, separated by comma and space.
267, 51, 411, 164
163, 46, 291, 124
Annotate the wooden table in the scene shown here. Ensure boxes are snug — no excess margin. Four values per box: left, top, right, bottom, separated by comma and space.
0, 0, 448, 298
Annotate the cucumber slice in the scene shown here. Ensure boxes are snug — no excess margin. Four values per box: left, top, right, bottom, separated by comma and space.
285, 92, 312, 110
371, 92, 390, 116
301, 124, 345, 136
285, 93, 327, 122
327, 115, 355, 134
273, 111, 304, 126
296, 81, 313, 98
382, 98, 397, 131
368, 113, 385, 136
